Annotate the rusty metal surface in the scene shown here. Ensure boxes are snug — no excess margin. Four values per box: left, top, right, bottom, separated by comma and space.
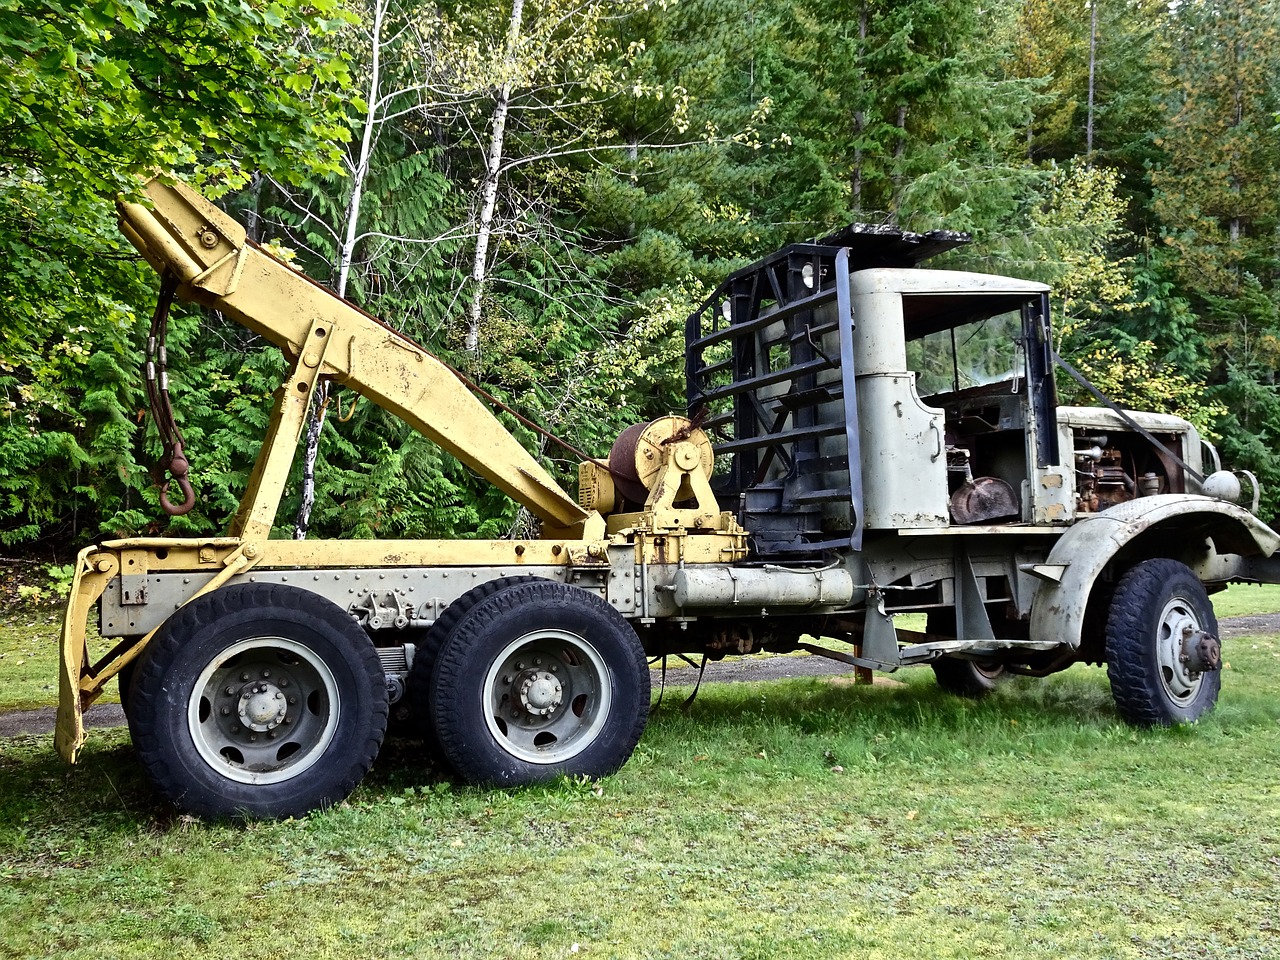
949, 476, 1019, 524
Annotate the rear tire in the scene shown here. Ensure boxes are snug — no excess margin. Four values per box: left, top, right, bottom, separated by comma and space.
128, 583, 388, 819
931, 656, 1006, 698
927, 610, 1006, 698
407, 575, 543, 769
428, 580, 649, 786
1105, 558, 1220, 726
117, 659, 137, 716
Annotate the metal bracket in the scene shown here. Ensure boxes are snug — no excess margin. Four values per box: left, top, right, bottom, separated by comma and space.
954, 546, 996, 641
349, 590, 415, 630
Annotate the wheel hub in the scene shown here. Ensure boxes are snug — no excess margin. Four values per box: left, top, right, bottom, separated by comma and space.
1180, 627, 1222, 675
236, 680, 288, 732
516, 670, 563, 716
1157, 600, 1211, 701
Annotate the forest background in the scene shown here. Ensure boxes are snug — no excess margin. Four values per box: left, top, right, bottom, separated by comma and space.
2, 0, 1278, 557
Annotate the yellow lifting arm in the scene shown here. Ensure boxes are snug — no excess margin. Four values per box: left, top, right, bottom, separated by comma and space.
117, 177, 590, 532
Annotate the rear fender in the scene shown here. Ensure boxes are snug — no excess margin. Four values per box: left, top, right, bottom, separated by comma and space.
1028, 496, 1280, 654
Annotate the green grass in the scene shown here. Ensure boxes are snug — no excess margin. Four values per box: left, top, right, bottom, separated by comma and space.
2, 622, 1280, 958
0, 614, 118, 714
0, 615, 63, 712
1212, 581, 1280, 618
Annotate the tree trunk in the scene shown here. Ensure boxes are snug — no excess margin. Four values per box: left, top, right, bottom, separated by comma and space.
890, 103, 907, 223
294, 0, 387, 540
1086, 0, 1098, 164
850, 3, 869, 214
465, 0, 527, 355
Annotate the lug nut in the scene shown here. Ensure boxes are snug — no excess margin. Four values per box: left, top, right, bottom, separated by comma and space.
249, 734, 258, 742
224, 685, 235, 696
288, 696, 298, 704
262, 669, 271, 678
221, 707, 230, 716
515, 662, 525, 670
534, 658, 541, 666
231, 725, 241, 734
240, 673, 250, 682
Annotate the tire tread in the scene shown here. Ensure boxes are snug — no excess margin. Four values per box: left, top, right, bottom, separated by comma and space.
430, 580, 649, 786
1105, 558, 1219, 727
128, 583, 388, 819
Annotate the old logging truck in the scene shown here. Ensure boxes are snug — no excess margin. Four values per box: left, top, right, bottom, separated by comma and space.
56, 178, 1280, 818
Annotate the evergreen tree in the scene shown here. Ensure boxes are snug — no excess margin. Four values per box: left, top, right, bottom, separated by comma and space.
1151, 0, 1280, 518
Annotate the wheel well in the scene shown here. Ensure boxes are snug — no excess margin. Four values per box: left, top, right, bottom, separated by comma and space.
1077, 513, 1254, 663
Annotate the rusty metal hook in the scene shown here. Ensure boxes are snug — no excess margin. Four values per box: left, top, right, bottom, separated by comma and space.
159, 441, 195, 516
160, 475, 196, 516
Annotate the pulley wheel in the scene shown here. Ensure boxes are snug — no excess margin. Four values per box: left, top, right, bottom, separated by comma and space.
607, 416, 714, 506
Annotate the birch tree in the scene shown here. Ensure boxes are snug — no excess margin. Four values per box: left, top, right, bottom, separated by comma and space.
288, 0, 482, 538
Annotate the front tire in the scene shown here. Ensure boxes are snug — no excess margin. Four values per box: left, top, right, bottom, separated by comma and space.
128, 583, 388, 819
428, 580, 649, 786
1105, 558, 1221, 726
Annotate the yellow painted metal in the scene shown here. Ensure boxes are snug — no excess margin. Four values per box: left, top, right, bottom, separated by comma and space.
56, 547, 116, 762
56, 543, 260, 762
118, 178, 590, 532
97, 536, 585, 569
229, 317, 332, 540
58, 177, 752, 766
92, 529, 743, 570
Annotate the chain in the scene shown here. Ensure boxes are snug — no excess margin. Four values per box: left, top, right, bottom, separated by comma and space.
144, 271, 195, 516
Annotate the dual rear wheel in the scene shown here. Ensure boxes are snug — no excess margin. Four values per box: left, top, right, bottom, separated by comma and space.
128, 579, 648, 819
410, 578, 649, 785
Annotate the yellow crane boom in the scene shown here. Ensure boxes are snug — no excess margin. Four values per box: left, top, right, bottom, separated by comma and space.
119, 177, 590, 533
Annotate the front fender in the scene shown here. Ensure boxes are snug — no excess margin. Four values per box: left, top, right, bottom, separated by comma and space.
1029, 495, 1280, 652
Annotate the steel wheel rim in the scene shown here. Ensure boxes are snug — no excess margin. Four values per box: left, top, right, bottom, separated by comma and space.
482, 628, 612, 765
1155, 596, 1204, 704
187, 637, 341, 785
973, 662, 1005, 681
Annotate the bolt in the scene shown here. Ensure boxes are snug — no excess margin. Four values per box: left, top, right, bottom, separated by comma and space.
262, 669, 271, 678
288, 696, 298, 705
220, 707, 230, 716
276, 692, 284, 700
224, 685, 235, 696
231, 725, 241, 734
267, 731, 277, 740
516, 662, 525, 670
241, 673, 250, 682
283, 717, 292, 725
279, 679, 288, 688
503, 675, 512, 685
249, 734, 258, 742
534, 658, 542, 666
549, 664, 558, 673
511, 711, 520, 719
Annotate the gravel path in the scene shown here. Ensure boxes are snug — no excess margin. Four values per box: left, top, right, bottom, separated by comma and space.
4, 612, 1278, 739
